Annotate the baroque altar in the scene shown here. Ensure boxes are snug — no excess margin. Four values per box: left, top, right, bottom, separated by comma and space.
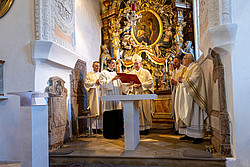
100, 0, 194, 90
100, 0, 194, 121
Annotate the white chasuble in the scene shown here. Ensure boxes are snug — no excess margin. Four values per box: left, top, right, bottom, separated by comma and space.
129, 68, 154, 130
174, 62, 208, 138
99, 70, 123, 112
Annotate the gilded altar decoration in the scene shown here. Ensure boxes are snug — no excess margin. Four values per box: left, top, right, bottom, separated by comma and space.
0, 0, 14, 18
100, 0, 194, 90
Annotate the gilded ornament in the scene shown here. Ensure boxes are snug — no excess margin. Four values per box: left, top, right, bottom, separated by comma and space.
0, 0, 14, 18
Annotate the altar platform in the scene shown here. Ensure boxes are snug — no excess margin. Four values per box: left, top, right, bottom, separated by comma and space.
49, 132, 226, 167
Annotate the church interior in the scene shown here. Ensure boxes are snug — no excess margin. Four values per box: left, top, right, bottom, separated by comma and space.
0, 0, 250, 167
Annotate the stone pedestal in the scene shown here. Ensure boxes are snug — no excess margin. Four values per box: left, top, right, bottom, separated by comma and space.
0, 95, 20, 162
101, 94, 157, 150
7, 92, 48, 167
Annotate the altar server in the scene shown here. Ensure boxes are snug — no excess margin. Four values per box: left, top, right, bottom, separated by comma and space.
84, 61, 102, 134
99, 58, 124, 139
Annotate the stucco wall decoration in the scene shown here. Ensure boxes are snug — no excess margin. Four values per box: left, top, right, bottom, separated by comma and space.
35, 0, 75, 51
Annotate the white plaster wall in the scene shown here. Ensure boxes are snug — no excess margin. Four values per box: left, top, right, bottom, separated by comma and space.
0, 0, 101, 92
0, 0, 35, 93
75, 0, 102, 73
198, 0, 237, 161
199, 0, 220, 38
227, 0, 250, 166
34, 61, 72, 93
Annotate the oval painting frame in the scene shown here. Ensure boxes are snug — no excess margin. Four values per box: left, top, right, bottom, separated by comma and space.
131, 9, 163, 47
0, 0, 14, 18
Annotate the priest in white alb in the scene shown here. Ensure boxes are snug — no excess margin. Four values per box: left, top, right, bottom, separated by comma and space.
170, 57, 187, 131
84, 61, 102, 134
126, 54, 154, 135
174, 54, 208, 144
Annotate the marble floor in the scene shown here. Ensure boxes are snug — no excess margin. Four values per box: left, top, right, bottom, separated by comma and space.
50, 132, 226, 167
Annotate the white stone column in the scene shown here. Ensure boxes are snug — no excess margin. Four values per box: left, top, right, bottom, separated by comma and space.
0, 95, 20, 162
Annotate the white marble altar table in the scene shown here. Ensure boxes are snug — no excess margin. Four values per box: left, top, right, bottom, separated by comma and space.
101, 94, 157, 150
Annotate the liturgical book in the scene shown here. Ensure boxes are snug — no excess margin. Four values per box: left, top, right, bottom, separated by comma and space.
117, 73, 141, 84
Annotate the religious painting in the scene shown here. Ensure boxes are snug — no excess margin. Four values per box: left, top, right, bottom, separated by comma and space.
131, 9, 163, 47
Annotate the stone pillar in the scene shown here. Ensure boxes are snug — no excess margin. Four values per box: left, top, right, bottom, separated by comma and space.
209, 49, 231, 156
0, 95, 20, 162
45, 76, 70, 149
70, 59, 87, 135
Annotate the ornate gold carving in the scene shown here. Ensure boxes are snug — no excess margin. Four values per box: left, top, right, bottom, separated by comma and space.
0, 0, 14, 18
101, 0, 193, 90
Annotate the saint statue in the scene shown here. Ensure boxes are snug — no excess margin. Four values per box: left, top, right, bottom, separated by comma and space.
155, 26, 173, 57
100, 44, 111, 71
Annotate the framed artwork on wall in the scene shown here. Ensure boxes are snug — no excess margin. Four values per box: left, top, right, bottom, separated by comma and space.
131, 9, 163, 47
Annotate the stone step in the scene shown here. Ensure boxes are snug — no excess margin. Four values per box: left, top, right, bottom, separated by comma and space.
50, 155, 226, 167
0, 161, 21, 167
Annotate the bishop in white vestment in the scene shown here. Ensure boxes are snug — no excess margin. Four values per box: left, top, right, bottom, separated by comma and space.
174, 54, 208, 144
126, 54, 154, 134
84, 61, 102, 133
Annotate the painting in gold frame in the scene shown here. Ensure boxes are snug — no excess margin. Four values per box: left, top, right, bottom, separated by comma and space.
131, 9, 163, 47
0, 0, 14, 18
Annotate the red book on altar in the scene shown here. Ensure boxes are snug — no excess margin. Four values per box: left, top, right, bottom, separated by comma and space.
117, 73, 141, 84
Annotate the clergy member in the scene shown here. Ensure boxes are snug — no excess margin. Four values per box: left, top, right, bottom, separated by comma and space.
127, 54, 154, 135
170, 57, 187, 131
174, 54, 208, 144
84, 61, 102, 134
99, 58, 123, 139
